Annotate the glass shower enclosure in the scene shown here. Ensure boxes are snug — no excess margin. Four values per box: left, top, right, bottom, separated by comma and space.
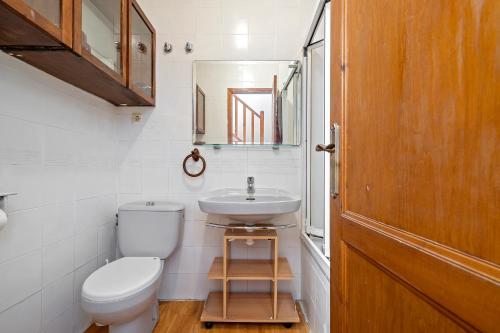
305, 0, 331, 258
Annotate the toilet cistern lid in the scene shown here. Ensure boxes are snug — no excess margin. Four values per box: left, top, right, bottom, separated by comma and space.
82, 257, 162, 303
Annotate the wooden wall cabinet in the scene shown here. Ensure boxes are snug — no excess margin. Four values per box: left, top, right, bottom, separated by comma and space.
0, 0, 155, 106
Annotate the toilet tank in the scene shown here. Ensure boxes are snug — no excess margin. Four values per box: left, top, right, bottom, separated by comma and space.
118, 201, 184, 259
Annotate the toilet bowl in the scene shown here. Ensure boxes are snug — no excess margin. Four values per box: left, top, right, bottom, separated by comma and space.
82, 257, 164, 333
81, 201, 184, 333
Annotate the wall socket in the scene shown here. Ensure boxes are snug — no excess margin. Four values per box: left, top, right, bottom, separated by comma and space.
132, 113, 142, 122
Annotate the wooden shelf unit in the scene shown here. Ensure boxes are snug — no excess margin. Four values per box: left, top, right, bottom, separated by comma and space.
201, 228, 300, 324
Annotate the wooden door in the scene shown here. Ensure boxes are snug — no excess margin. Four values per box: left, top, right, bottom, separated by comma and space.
330, 0, 500, 332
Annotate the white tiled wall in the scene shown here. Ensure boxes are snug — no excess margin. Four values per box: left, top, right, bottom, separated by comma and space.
115, 0, 318, 301
0, 52, 118, 333
0, 0, 321, 331
301, 237, 330, 333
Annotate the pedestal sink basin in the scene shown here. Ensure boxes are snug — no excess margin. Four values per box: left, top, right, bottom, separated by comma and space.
198, 188, 301, 223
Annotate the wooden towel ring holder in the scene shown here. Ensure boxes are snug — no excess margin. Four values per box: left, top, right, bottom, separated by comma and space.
183, 148, 206, 177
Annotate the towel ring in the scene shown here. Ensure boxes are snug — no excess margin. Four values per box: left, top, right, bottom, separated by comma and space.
183, 148, 206, 177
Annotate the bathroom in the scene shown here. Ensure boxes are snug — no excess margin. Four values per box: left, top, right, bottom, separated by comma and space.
0, 0, 497, 333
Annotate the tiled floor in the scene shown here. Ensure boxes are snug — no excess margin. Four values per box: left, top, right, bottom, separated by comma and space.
85, 300, 308, 333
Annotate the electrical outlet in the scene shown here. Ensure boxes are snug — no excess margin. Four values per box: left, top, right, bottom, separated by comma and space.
132, 112, 142, 122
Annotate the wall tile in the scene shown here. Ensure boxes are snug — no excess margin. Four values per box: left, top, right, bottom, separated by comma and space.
0, 208, 42, 264
42, 308, 73, 333
0, 250, 42, 312
75, 228, 98, 269
42, 273, 74, 327
0, 292, 41, 333
43, 237, 74, 287
301, 242, 330, 333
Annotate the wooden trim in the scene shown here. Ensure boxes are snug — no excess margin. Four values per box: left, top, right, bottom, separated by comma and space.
120, 0, 128, 82
251, 115, 255, 143
131, 0, 154, 33
72, 0, 82, 54
60, 0, 72, 46
234, 99, 239, 137
341, 212, 499, 332
242, 105, 246, 143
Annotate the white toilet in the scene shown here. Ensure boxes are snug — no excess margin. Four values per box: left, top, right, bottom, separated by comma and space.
81, 201, 184, 333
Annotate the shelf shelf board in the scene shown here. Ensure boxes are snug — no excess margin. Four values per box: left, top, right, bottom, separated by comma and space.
201, 292, 300, 323
208, 257, 293, 280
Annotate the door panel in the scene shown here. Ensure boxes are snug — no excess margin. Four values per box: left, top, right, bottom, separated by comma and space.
331, 0, 500, 332
346, 247, 467, 333
344, 0, 500, 263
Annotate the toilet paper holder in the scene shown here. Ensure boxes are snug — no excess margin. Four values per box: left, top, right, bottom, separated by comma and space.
0, 192, 17, 210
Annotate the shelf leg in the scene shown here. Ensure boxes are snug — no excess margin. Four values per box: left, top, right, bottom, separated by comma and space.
223, 237, 229, 320
272, 237, 278, 319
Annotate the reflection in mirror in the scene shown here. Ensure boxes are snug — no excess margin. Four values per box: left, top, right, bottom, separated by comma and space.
193, 61, 301, 146
82, 0, 122, 73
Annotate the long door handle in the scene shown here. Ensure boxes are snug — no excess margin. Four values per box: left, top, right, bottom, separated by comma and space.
332, 123, 340, 198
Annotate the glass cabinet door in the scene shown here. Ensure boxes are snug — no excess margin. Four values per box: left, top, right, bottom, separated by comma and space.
129, 2, 155, 100
0, 0, 72, 46
81, 0, 123, 75
22, 0, 61, 27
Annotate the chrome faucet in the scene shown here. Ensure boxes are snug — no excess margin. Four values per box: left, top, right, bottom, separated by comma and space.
247, 177, 255, 196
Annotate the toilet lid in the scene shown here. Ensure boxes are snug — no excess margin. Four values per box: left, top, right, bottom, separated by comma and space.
82, 257, 162, 303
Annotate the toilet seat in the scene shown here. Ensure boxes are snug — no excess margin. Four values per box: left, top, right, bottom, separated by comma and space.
82, 257, 163, 303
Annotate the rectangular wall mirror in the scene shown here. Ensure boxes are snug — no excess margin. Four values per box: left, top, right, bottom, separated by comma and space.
193, 61, 302, 146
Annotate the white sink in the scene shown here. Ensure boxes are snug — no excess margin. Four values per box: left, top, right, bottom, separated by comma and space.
198, 188, 301, 223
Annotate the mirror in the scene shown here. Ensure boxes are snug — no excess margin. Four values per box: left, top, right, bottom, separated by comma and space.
193, 61, 301, 146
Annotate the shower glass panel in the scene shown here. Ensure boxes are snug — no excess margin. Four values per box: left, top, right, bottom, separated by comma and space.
23, 0, 61, 27
305, 3, 330, 258
309, 42, 326, 246
81, 0, 122, 73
